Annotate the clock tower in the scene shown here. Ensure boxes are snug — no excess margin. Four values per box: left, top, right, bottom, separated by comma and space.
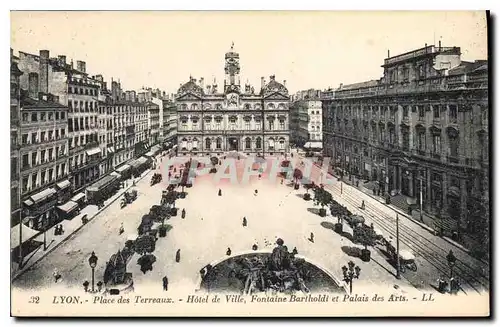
224, 42, 241, 94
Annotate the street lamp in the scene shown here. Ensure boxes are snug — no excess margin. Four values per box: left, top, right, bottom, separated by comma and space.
342, 260, 361, 294
88, 251, 98, 292
446, 250, 457, 279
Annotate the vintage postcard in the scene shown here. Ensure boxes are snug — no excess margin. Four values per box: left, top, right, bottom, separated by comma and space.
10, 11, 490, 317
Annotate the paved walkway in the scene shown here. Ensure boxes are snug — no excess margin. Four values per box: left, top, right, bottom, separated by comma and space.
292, 150, 489, 294
11, 167, 153, 281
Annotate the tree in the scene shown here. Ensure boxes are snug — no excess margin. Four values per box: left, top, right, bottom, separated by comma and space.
353, 224, 376, 250
293, 168, 303, 184
303, 180, 315, 194
313, 186, 333, 209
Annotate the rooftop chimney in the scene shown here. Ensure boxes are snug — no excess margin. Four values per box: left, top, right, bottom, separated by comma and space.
200, 77, 204, 89
207, 85, 212, 94
76, 60, 86, 73
39, 50, 49, 94
28, 72, 39, 99
261, 77, 265, 88
58, 55, 66, 66
439, 40, 442, 50
387, 50, 390, 58
283, 80, 287, 87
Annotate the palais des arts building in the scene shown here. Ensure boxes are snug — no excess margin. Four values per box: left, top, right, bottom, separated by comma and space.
322, 43, 489, 251
175, 45, 290, 156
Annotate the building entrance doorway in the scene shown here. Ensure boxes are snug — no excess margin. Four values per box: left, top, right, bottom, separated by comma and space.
228, 137, 239, 151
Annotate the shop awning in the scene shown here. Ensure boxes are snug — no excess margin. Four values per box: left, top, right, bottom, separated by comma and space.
86, 147, 101, 156
23, 199, 34, 207
144, 150, 155, 157
304, 142, 323, 149
151, 145, 161, 153
71, 192, 86, 202
57, 200, 79, 213
30, 188, 56, 204
130, 157, 148, 168
116, 164, 131, 173
87, 175, 118, 192
56, 179, 71, 190
107, 147, 115, 154
111, 172, 121, 177
11, 223, 41, 249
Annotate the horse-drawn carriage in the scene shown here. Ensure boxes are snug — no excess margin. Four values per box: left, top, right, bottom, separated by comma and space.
150, 173, 162, 186
384, 238, 417, 273
120, 189, 138, 208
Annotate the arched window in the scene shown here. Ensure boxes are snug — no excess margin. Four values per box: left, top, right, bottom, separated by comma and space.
279, 138, 285, 150
216, 137, 222, 149
245, 137, 251, 149
192, 137, 199, 149
181, 138, 187, 149
191, 104, 198, 110
267, 103, 275, 110
256, 137, 262, 149
268, 138, 275, 149
205, 138, 211, 149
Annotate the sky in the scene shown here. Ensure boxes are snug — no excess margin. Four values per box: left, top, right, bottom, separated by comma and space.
11, 11, 488, 95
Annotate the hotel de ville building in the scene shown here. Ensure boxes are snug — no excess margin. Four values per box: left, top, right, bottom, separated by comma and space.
175, 45, 290, 156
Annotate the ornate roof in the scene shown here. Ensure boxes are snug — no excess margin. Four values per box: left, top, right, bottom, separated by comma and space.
262, 75, 289, 97
177, 77, 204, 97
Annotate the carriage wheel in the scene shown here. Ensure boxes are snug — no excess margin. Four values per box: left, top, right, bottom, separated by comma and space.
410, 262, 417, 272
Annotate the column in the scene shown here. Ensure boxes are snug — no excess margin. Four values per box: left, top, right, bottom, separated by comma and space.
408, 171, 414, 197
392, 164, 397, 191
441, 171, 449, 217
459, 178, 468, 233
425, 167, 432, 212
384, 158, 389, 194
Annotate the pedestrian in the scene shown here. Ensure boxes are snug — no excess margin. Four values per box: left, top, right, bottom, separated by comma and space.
83, 280, 89, 292
252, 244, 258, 251
309, 232, 315, 243
258, 174, 262, 179
437, 276, 448, 293
162, 276, 169, 291
242, 217, 247, 227
181, 208, 186, 219
254, 189, 258, 196
175, 249, 181, 263
292, 247, 298, 256
281, 178, 284, 185
119, 222, 124, 234
54, 225, 59, 236
53, 269, 61, 283
373, 187, 376, 195
226, 247, 232, 256
218, 189, 222, 196
361, 200, 365, 210
97, 281, 103, 292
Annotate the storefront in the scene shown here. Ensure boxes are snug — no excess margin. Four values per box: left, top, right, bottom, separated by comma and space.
56, 200, 80, 220
10, 223, 43, 265
115, 164, 132, 180
55, 179, 72, 204
86, 175, 120, 205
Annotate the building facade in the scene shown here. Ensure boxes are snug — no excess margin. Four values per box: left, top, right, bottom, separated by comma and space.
323, 44, 488, 249
146, 101, 160, 146
19, 92, 70, 230
176, 46, 290, 156
11, 51, 23, 226
18, 50, 104, 193
290, 89, 323, 149
162, 98, 177, 146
